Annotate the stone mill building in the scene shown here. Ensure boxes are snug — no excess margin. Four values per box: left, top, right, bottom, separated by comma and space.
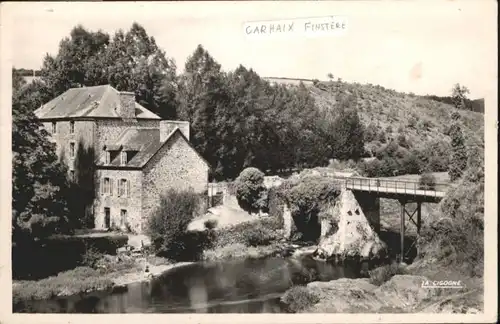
34, 85, 210, 234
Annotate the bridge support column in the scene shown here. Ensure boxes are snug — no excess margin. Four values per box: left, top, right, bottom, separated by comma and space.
399, 200, 422, 263
353, 192, 380, 234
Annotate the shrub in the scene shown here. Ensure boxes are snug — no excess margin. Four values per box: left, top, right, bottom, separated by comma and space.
147, 188, 212, 261
418, 157, 484, 277
204, 219, 218, 230
212, 217, 281, 249
377, 130, 387, 143
397, 133, 409, 148
407, 115, 417, 128
11, 234, 128, 280
419, 173, 436, 190
364, 123, 378, 142
284, 176, 341, 242
81, 245, 103, 269
234, 167, 268, 214
368, 263, 407, 286
281, 286, 320, 313
244, 225, 279, 247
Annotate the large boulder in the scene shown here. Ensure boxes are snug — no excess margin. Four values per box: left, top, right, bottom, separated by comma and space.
314, 190, 387, 260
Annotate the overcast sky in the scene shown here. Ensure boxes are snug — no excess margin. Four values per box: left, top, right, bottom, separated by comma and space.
3, 1, 497, 99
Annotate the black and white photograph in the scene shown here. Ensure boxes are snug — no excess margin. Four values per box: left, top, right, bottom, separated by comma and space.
0, 1, 497, 322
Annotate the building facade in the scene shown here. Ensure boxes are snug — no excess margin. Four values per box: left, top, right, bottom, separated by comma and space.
35, 85, 210, 233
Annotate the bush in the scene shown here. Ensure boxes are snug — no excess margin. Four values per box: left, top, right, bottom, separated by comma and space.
146, 188, 212, 261
419, 173, 436, 190
397, 133, 409, 148
12, 234, 128, 280
81, 245, 103, 268
234, 167, 268, 214
244, 225, 279, 247
364, 123, 378, 142
204, 219, 218, 230
368, 263, 407, 286
281, 286, 320, 313
418, 158, 484, 277
212, 217, 281, 249
284, 176, 341, 242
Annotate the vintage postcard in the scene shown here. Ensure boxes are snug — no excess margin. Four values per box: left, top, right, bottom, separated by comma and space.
0, 1, 497, 323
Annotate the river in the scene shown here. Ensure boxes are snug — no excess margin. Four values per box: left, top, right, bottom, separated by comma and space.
14, 255, 363, 313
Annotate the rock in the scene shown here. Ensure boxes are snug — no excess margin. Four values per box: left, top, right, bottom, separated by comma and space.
316, 190, 387, 259
283, 274, 444, 313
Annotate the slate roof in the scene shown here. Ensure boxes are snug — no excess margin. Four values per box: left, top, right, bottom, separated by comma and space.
97, 128, 164, 168
34, 85, 161, 120
96, 127, 210, 169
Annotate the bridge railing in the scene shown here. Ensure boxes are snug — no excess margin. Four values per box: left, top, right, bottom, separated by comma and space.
342, 176, 449, 197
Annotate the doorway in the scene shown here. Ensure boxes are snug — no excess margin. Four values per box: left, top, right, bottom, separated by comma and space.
104, 207, 111, 229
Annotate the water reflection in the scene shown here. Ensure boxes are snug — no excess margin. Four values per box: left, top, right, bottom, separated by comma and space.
14, 255, 361, 313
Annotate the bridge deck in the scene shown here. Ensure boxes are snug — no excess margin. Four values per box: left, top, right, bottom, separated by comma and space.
339, 176, 448, 202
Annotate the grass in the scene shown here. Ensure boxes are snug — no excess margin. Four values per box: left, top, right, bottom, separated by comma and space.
12, 267, 114, 303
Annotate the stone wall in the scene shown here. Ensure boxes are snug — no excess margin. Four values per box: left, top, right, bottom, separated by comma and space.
42, 120, 96, 173
142, 131, 209, 233
94, 169, 143, 233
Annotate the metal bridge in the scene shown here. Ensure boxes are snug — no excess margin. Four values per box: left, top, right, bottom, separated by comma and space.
338, 176, 450, 262
340, 176, 448, 203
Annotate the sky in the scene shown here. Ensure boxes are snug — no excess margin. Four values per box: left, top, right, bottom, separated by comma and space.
3, 1, 497, 99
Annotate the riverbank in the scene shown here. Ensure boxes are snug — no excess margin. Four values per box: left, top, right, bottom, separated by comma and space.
12, 254, 193, 304
280, 258, 483, 313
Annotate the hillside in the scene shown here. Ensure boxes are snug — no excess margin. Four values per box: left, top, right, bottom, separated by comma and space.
304, 80, 484, 155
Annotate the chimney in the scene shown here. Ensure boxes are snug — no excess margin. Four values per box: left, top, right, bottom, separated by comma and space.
118, 92, 135, 119
160, 120, 190, 143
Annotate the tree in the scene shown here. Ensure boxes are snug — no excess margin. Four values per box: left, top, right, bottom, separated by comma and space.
40, 23, 178, 119
330, 95, 365, 161
177, 45, 231, 179
68, 141, 97, 228
12, 68, 26, 94
448, 122, 467, 181
234, 167, 268, 214
102, 23, 178, 119
451, 83, 470, 110
12, 95, 72, 243
40, 25, 110, 96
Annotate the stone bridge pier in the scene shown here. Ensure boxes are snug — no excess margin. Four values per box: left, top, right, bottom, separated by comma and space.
352, 192, 381, 234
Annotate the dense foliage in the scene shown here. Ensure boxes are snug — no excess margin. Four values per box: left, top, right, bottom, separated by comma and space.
281, 176, 341, 242
448, 122, 468, 181
12, 84, 73, 244
146, 189, 213, 261
233, 167, 268, 214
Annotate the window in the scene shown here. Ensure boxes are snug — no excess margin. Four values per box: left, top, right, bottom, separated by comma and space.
51, 122, 57, 134
102, 177, 113, 195
120, 151, 127, 165
69, 142, 75, 158
120, 209, 127, 227
70, 121, 75, 134
118, 178, 129, 197
105, 151, 111, 164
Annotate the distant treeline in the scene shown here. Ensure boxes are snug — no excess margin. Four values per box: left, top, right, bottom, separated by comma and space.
14, 68, 42, 77
422, 95, 484, 114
